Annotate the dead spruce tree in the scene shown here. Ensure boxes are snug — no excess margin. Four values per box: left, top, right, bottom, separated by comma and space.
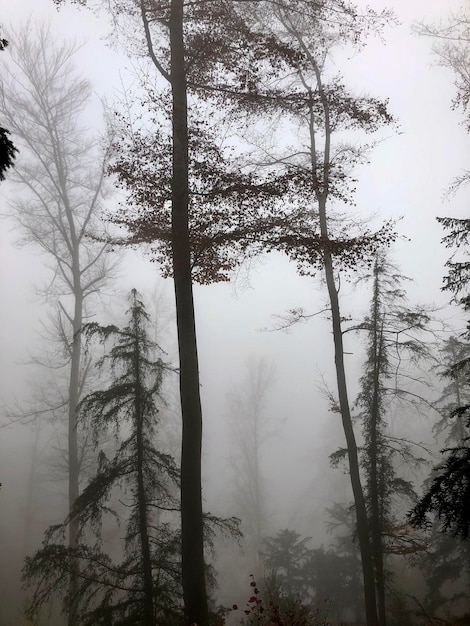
24, 290, 182, 626
352, 253, 432, 624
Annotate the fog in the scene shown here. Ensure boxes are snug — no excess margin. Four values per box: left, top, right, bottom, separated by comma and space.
0, 0, 469, 625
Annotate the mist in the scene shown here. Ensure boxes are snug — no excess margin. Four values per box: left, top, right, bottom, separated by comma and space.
0, 1, 469, 625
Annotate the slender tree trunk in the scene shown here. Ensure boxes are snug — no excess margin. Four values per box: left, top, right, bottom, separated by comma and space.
306, 58, 378, 625
23, 420, 40, 556
133, 321, 155, 626
169, 1, 208, 623
369, 269, 387, 626
320, 242, 378, 626
370, 364, 386, 624
68, 284, 82, 626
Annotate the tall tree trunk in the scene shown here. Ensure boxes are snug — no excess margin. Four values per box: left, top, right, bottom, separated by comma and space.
307, 57, 378, 624
169, 1, 208, 624
68, 284, 82, 626
320, 242, 378, 626
23, 420, 40, 556
369, 267, 387, 626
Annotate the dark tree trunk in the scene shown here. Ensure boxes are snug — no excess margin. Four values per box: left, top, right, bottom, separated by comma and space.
68, 279, 82, 626
369, 269, 387, 626
169, 1, 208, 624
321, 243, 378, 626
308, 59, 378, 625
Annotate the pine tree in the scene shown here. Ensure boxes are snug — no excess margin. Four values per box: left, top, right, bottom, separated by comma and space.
24, 290, 183, 626
410, 215, 470, 541
354, 253, 432, 625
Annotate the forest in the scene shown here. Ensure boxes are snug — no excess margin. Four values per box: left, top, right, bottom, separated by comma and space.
0, 0, 469, 625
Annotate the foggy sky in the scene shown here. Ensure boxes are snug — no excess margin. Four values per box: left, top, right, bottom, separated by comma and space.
1, 0, 469, 566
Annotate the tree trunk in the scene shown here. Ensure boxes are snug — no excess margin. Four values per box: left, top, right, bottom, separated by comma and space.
169, 1, 208, 624
307, 58, 378, 625
68, 285, 82, 626
321, 244, 378, 626
369, 268, 386, 626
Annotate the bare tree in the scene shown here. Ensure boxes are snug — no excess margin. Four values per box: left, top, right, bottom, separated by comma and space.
232, 4, 396, 624
228, 358, 276, 579
415, 8, 470, 194
0, 22, 116, 625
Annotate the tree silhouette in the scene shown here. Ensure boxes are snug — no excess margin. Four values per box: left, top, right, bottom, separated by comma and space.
410, 215, 470, 541
24, 290, 183, 625
0, 36, 17, 180
0, 23, 116, 623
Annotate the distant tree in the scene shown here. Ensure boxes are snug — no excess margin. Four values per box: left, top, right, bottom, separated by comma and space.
24, 290, 183, 626
434, 336, 470, 445
227, 358, 275, 578
263, 529, 312, 599
262, 526, 362, 623
415, 9, 470, 194
0, 23, 115, 624
325, 503, 364, 622
412, 336, 470, 617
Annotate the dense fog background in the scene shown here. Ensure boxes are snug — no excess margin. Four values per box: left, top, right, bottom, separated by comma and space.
0, 0, 469, 624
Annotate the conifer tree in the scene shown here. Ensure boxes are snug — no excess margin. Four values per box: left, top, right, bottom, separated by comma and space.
354, 253, 432, 625
410, 217, 470, 541
24, 290, 182, 626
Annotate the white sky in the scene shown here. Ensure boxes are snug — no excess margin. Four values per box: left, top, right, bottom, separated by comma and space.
0, 0, 469, 542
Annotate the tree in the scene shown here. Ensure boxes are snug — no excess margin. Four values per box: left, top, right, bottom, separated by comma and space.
409, 215, 470, 541
53, 3, 395, 623
351, 253, 432, 625
53, 3, 319, 623
263, 529, 312, 599
227, 358, 275, 579
0, 23, 115, 624
0, 125, 17, 181
415, 9, 470, 195
434, 336, 470, 445
262, 526, 362, 623
24, 289, 183, 626
235, 5, 395, 624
